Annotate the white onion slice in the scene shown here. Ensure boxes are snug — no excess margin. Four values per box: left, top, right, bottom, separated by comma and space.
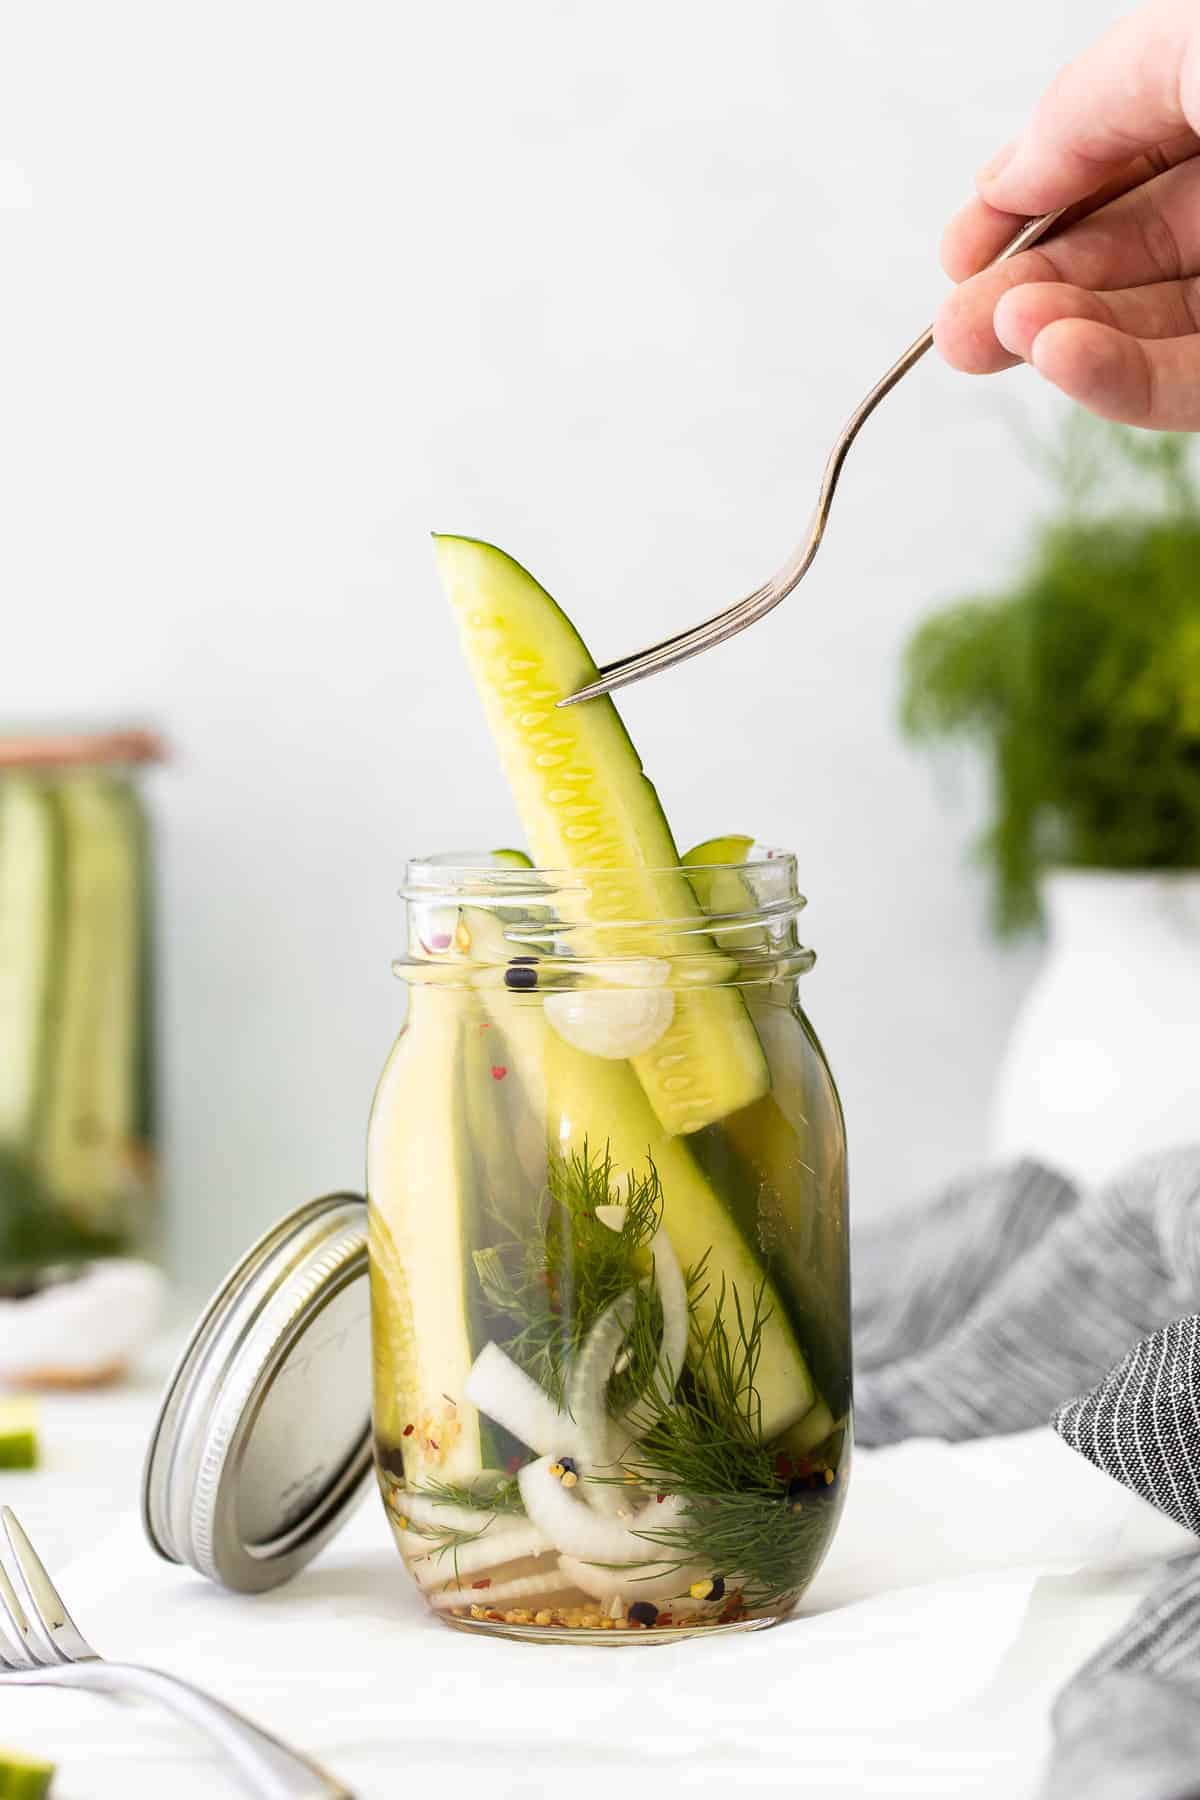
428, 1567, 568, 1612
566, 1290, 636, 1515
409, 1522, 550, 1588
391, 1491, 499, 1535
544, 960, 674, 1060
630, 1490, 689, 1532
593, 1206, 688, 1435
464, 1342, 577, 1457
558, 1554, 704, 1606
518, 1455, 691, 1568
519, 1456, 654, 1563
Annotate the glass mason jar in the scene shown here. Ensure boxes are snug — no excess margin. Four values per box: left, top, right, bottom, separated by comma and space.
0, 728, 162, 1283
368, 849, 849, 1642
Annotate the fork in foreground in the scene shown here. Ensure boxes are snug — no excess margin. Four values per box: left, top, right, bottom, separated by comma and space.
0, 1508, 352, 1799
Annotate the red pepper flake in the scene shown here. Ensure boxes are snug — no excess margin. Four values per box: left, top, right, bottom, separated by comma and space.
656, 1494, 666, 1504
774, 1453, 794, 1481
403, 1424, 415, 1438
479, 1021, 491, 1031
486, 1610, 503, 1622
490, 1065, 508, 1081
658, 1615, 673, 1628
472, 1579, 492, 1590
429, 1440, 439, 1451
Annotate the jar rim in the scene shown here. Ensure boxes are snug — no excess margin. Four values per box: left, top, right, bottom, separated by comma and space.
396, 844, 813, 987
404, 844, 798, 883
0, 726, 167, 770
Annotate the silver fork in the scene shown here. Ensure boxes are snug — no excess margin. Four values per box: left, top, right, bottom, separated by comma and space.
558, 206, 1069, 706
0, 1508, 353, 1799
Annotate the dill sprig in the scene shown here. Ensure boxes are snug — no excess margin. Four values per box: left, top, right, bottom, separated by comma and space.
403, 1517, 487, 1554
473, 1140, 663, 1407
399, 1516, 492, 1587
617, 1273, 838, 1610
390, 1479, 525, 1587
416, 1476, 525, 1515
469, 1141, 840, 1608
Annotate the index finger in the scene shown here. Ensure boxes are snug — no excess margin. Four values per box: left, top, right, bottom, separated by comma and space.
942, 132, 1200, 282
978, 0, 1200, 217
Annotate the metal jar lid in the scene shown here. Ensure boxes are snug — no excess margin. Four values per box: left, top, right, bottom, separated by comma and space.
142, 1193, 372, 1593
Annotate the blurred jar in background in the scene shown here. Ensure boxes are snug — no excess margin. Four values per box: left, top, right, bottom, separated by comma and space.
0, 728, 166, 1385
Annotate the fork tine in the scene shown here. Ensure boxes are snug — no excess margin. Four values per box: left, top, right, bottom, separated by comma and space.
1, 1509, 97, 1664
0, 1558, 38, 1668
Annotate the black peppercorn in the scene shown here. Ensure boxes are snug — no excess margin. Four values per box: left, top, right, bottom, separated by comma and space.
787, 1468, 836, 1509
504, 957, 539, 991
627, 1601, 659, 1627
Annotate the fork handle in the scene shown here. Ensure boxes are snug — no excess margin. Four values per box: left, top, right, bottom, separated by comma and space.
20, 1660, 354, 1798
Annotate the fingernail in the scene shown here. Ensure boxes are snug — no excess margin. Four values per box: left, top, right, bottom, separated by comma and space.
978, 140, 1016, 184
977, 140, 1017, 189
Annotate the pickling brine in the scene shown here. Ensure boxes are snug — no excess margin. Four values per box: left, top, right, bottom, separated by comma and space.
368, 852, 850, 1642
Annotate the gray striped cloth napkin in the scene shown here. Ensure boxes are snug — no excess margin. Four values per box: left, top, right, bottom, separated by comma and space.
853, 1146, 1200, 1800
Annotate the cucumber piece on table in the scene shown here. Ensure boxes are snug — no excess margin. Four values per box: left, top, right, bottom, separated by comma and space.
434, 535, 768, 1137
0, 1398, 38, 1470
0, 1749, 54, 1800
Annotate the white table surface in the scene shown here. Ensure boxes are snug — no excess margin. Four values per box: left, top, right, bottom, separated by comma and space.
2, 1347, 1195, 1800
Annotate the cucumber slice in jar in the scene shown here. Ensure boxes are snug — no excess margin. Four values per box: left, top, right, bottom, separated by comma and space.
0, 779, 58, 1154
683, 834, 769, 952
36, 776, 142, 1236
454, 901, 817, 1441
367, 987, 484, 1484
682, 834, 756, 900
433, 535, 768, 1137
544, 1039, 816, 1438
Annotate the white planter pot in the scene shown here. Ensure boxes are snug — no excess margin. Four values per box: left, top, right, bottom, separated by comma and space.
989, 870, 1200, 1188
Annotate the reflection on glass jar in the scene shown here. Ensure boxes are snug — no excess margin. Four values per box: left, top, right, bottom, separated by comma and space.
368, 849, 850, 1643
0, 729, 163, 1279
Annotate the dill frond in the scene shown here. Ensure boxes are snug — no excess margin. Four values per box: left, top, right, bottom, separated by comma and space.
472, 1139, 663, 1406
618, 1276, 840, 1610
416, 1476, 525, 1515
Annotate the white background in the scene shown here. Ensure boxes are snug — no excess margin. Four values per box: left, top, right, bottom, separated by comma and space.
0, 0, 1126, 1290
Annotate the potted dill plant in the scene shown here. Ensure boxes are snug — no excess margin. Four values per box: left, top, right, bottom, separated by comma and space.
900, 417, 1200, 1186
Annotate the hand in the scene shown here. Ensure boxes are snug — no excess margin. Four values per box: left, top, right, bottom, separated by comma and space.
935, 0, 1200, 428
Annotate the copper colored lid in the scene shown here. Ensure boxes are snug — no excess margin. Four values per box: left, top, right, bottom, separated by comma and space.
0, 727, 167, 771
